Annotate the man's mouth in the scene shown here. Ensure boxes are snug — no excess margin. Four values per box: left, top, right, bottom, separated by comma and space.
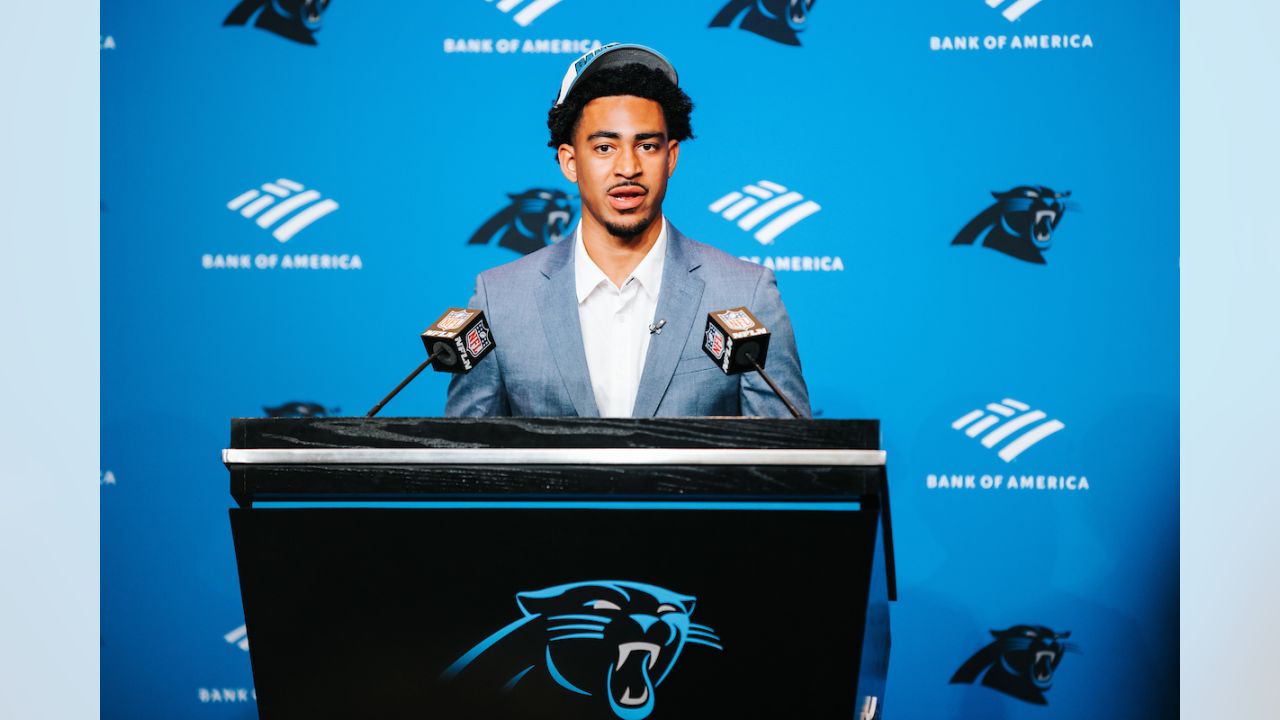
611, 642, 660, 707
608, 186, 647, 212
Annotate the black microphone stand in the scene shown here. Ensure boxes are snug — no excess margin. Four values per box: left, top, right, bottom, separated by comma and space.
366, 347, 446, 417
743, 354, 802, 418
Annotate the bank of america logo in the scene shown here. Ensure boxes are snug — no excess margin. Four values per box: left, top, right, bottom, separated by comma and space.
986, 0, 1043, 22
224, 625, 250, 652
708, 180, 822, 245
226, 178, 339, 242
952, 398, 1065, 462
488, 0, 563, 26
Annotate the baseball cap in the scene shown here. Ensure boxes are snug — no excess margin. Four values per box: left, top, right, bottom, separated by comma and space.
553, 43, 679, 107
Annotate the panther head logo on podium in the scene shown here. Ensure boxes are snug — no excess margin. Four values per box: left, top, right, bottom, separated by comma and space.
223, 0, 330, 45
951, 186, 1074, 264
262, 401, 340, 418
950, 624, 1078, 705
442, 580, 722, 719
709, 0, 816, 46
468, 188, 576, 256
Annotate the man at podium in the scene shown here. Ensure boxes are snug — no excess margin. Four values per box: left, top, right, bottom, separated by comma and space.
446, 44, 810, 418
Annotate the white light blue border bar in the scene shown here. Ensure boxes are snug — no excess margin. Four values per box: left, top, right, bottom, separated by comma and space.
1183, 1, 1280, 717
0, 2, 100, 717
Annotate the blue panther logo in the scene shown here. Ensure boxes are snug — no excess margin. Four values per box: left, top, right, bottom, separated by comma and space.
951, 186, 1075, 264
468, 188, 575, 256
224, 0, 330, 46
262, 401, 339, 418
442, 581, 721, 720
950, 625, 1079, 705
710, 0, 816, 46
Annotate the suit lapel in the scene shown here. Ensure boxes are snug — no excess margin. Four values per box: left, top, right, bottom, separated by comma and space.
631, 225, 705, 417
536, 239, 599, 417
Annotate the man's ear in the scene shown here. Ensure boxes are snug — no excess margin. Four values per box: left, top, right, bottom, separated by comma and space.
666, 140, 680, 178
557, 144, 578, 183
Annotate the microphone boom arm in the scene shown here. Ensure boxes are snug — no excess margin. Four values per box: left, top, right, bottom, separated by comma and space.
366, 346, 445, 417
744, 354, 802, 418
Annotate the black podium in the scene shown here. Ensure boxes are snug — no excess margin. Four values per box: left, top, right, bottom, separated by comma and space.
225, 417, 894, 720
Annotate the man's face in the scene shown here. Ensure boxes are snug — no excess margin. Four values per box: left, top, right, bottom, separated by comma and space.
557, 95, 680, 240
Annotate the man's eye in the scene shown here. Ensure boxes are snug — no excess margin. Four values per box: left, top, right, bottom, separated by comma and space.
640, 144, 657, 151
596, 145, 615, 154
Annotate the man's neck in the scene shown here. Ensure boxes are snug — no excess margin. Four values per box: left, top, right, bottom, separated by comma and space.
580, 213, 664, 288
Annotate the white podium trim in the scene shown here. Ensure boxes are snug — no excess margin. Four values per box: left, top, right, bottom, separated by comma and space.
222, 447, 886, 467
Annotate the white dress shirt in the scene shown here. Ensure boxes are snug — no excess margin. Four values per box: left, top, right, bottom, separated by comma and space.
574, 218, 667, 417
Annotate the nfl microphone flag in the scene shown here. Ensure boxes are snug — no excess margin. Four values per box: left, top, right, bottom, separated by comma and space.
420, 308, 496, 374
366, 308, 497, 417
703, 307, 771, 375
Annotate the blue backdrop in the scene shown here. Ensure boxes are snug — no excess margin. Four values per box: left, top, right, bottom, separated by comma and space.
101, 1, 1178, 717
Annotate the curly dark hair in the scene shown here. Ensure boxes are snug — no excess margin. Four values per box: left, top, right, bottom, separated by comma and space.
546, 63, 695, 161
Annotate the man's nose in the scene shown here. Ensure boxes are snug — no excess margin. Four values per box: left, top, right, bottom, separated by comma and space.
614, 146, 641, 178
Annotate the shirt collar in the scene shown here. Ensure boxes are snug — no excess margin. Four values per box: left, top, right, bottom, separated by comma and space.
574, 217, 667, 304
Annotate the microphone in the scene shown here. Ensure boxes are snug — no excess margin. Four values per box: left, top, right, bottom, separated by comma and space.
366, 308, 497, 417
703, 307, 802, 418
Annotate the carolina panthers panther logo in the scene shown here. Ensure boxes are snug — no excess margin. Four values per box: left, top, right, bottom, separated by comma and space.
950, 625, 1078, 705
223, 0, 330, 46
710, 0, 816, 46
951, 186, 1074, 264
263, 401, 339, 418
468, 189, 575, 256
442, 581, 721, 720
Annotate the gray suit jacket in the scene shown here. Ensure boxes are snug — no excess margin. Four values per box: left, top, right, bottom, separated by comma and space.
445, 224, 810, 417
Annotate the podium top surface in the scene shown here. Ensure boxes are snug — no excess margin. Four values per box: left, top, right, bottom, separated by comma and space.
229, 416, 879, 451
